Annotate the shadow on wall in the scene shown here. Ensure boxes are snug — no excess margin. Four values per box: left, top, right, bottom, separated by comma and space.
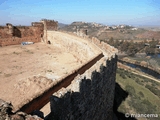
113, 83, 137, 120
13, 27, 21, 37
46, 58, 117, 120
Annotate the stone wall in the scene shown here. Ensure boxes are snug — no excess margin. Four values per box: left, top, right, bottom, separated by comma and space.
41, 19, 58, 31
0, 22, 44, 46
46, 35, 118, 120
47, 31, 101, 63
62, 31, 118, 57
0, 54, 117, 120
0, 28, 118, 120
48, 55, 117, 120
91, 37, 117, 57
0, 99, 43, 120
0, 37, 41, 46
0, 26, 12, 38
40, 19, 58, 43
18, 53, 104, 113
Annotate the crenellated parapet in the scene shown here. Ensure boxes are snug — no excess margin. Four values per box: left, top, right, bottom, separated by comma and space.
0, 25, 118, 120
91, 37, 118, 58
0, 19, 59, 46
40, 19, 58, 31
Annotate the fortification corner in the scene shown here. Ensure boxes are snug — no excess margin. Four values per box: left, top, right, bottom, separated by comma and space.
0, 19, 58, 46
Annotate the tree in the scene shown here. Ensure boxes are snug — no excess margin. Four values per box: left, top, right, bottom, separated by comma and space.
108, 37, 114, 46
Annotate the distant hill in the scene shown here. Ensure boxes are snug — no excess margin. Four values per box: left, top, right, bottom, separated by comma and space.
58, 23, 68, 28
60, 22, 160, 41
137, 26, 160, 31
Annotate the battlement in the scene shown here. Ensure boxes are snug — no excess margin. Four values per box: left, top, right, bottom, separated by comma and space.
40, 19, 58, 31
41, 19, 58, 22
0, 21, 118, 120
0, 19, 58, 46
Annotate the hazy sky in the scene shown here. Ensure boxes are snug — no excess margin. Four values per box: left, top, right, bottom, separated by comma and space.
0, 0, 160, 26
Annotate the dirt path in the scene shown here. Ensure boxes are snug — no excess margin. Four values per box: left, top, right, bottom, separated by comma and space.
131, 71, 160, 83
118, 62, 160, 83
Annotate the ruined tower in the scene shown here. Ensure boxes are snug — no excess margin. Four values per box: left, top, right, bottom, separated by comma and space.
40, 19, 58, 43
6, 23, 13, 36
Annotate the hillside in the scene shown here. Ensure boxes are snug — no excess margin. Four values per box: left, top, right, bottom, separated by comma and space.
58, 23, 67, 28
115, 67, 160, 120
60, 22, 160, 41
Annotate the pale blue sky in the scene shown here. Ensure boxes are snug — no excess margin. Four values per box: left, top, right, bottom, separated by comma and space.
0, 0, 160, 26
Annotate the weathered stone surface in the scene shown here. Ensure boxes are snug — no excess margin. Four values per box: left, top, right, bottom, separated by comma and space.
48, 55, 117, 120
0, 99, 43, 120
41, 19, 58, 31
0, 23, 118, 120
0, 19, 58, 46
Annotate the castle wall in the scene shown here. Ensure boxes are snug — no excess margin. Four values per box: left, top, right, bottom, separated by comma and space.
0, 20, 58, 46
0, 22, 44, 46
40, 19, 58, 43
0, 26, 12, 38
18, 53, 104, 113
47, 31, 101, 63
15, 32, 117, 120
0, 27, 118, 120
47, 35, 118, 120
0, 37, 41, 46
41, 19, 58, 31
49, 55, 117, 120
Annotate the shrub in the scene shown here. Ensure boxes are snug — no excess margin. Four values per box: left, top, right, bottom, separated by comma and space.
145, 84, 160, 97
138, 91, 144, 97
125, 85, 135, 96
120, 73, 126, 79
135, 78, 144, 85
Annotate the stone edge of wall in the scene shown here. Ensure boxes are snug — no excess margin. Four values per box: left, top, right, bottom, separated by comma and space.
15, 32, 118, 114
59, 31, 118, 57
17, 52, 104, 113
17, 53, 117, 114
48, 53, 118, 119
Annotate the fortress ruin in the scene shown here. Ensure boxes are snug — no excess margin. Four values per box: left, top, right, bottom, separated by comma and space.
0, 20, 118, 120
0, 19, 58, 46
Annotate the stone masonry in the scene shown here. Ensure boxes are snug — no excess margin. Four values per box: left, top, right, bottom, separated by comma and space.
0, 19, 58, 46
46, 34, 118, 120
48, 55, 117, 120
0, 21, 118, 120
0, 99, 43, 120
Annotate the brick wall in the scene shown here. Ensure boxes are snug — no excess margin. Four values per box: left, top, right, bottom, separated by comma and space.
0, 37, 41, 46
0, 22, 44, 46
0, 27, 12, 38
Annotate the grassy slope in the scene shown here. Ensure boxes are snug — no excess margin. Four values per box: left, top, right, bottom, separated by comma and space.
116, 74, 160, 106
116, 69, 160, 120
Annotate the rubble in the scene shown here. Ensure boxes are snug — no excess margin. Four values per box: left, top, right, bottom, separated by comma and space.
0, 99, 43, 120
